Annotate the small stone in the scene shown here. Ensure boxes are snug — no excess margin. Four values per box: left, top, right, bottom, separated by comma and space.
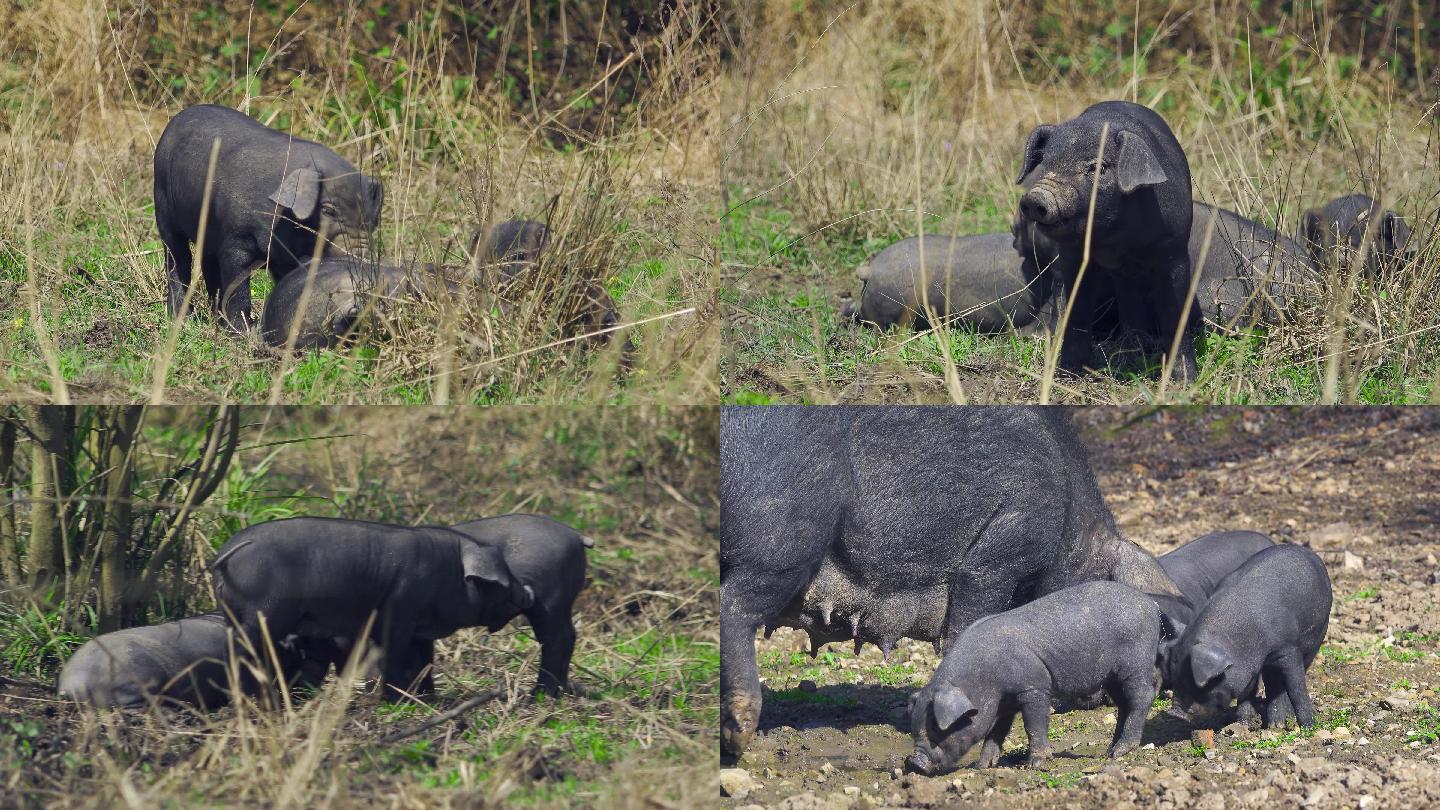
1382, 693, 1414, 712
720, 768, 756, 800
891, 768, 903, 780
1343, 551, 1365, 571
1142, 742, 1155, 750
843, 786, 860, 797
1333, 726, 1352, 738
1240, 787, 1270, 806
1191, 728, 1214, 748
1313, 728, 1333, 741
1303, 787, 1328, 806
799, 679, 819, 693
1194, 794, 1226, 810
1359, 795, 1376, 809
820, 763, 835, 776
1296, 757, 1329, 779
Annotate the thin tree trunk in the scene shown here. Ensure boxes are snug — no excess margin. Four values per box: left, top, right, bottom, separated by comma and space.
97, 407, 143, 632
26, 406, 69, 592
0, 416, 18, 585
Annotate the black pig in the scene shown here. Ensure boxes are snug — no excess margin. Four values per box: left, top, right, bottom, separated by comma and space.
719, 406, 1180, 756
1015, 101, 1195, 380
906, 581, 1162, 774
1161, 544, 1331, 728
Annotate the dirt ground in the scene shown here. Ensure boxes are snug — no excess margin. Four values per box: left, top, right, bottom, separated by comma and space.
720, 407, 1440, 809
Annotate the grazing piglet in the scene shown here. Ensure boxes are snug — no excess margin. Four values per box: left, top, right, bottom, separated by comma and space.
906, 581, 1163, 774
1154, 530, 1277, 624
1161, 544, 1332, 728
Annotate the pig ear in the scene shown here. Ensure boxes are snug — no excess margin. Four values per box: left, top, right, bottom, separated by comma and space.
931, 687, 977, 731
461, 541, 532, 608
1015, 125, 1054, 185
1189, 643, 1231, 687
1158, 611, 1184, 643
270, 168, 322, 220
1114, 130, 1168, 193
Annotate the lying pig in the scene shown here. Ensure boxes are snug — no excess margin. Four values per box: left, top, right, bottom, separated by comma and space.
1161, 544, 1331, 728
57, 614, 322, 709
719, 406, 1180, 757
1300, 194, 1413, 279
259, 256, 438, 349
58, 614, 235, 709
1015, 101, 1197, 381
840, 231, 1058, 332
906, 581, 1163, 773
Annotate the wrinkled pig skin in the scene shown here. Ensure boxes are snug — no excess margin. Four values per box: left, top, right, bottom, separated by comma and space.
1161, 544, 1332, 729
907, 581, 1162, 774
719, 406, 1181, 757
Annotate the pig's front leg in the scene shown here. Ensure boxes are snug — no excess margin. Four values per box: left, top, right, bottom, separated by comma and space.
1151, 250, 1199, 383
976, 707, 1017, 768
1259, 668, 1295, 728
1018, 691, 1053, 767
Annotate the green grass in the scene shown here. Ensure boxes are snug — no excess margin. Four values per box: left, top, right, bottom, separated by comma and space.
721, 194, 1440, 404
1345, 586, 1381, 602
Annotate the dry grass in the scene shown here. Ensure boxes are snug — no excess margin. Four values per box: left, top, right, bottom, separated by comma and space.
0, 405, 719, 807
721, 0, 1440, 404
0, 1, 721, 404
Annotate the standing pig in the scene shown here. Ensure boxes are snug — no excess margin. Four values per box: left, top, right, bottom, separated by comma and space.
1014, 101, 1196, 380
448, 514, 592, 696
906, 581, 1164, 774
1154, 530, 1276, 624
1161, 544, 1332, 728
719, 406, 1180, 756
841, 230, 1058, 332
212, 517, 533, 700
1300, 194, 1413, 279
154, 104, 384, 329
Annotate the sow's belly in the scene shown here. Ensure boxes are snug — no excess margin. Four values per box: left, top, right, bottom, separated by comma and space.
769, 556, 949, 659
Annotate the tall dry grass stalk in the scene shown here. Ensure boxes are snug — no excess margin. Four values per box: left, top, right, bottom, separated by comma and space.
723, 0, 1440, 403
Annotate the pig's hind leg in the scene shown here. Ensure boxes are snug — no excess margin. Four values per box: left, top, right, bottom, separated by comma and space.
721, 570, 810, 756
1104, 671, 1156, 758
1265, 649, 1314, 727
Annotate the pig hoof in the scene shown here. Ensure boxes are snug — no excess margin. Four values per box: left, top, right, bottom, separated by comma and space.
1025, 750, 1052, 768
976, 750, 1000, 769
1106, 742, 1137, 759
721, 694, 760, 756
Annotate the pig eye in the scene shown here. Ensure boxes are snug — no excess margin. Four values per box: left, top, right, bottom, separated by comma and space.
320, 203, 338, 218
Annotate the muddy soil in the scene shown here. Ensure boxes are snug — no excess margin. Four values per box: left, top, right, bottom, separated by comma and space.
721, 408, 1440, 809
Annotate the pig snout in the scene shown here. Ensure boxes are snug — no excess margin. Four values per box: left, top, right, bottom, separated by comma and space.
1019, 178, 1081, 226
905, 748, 936, 775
